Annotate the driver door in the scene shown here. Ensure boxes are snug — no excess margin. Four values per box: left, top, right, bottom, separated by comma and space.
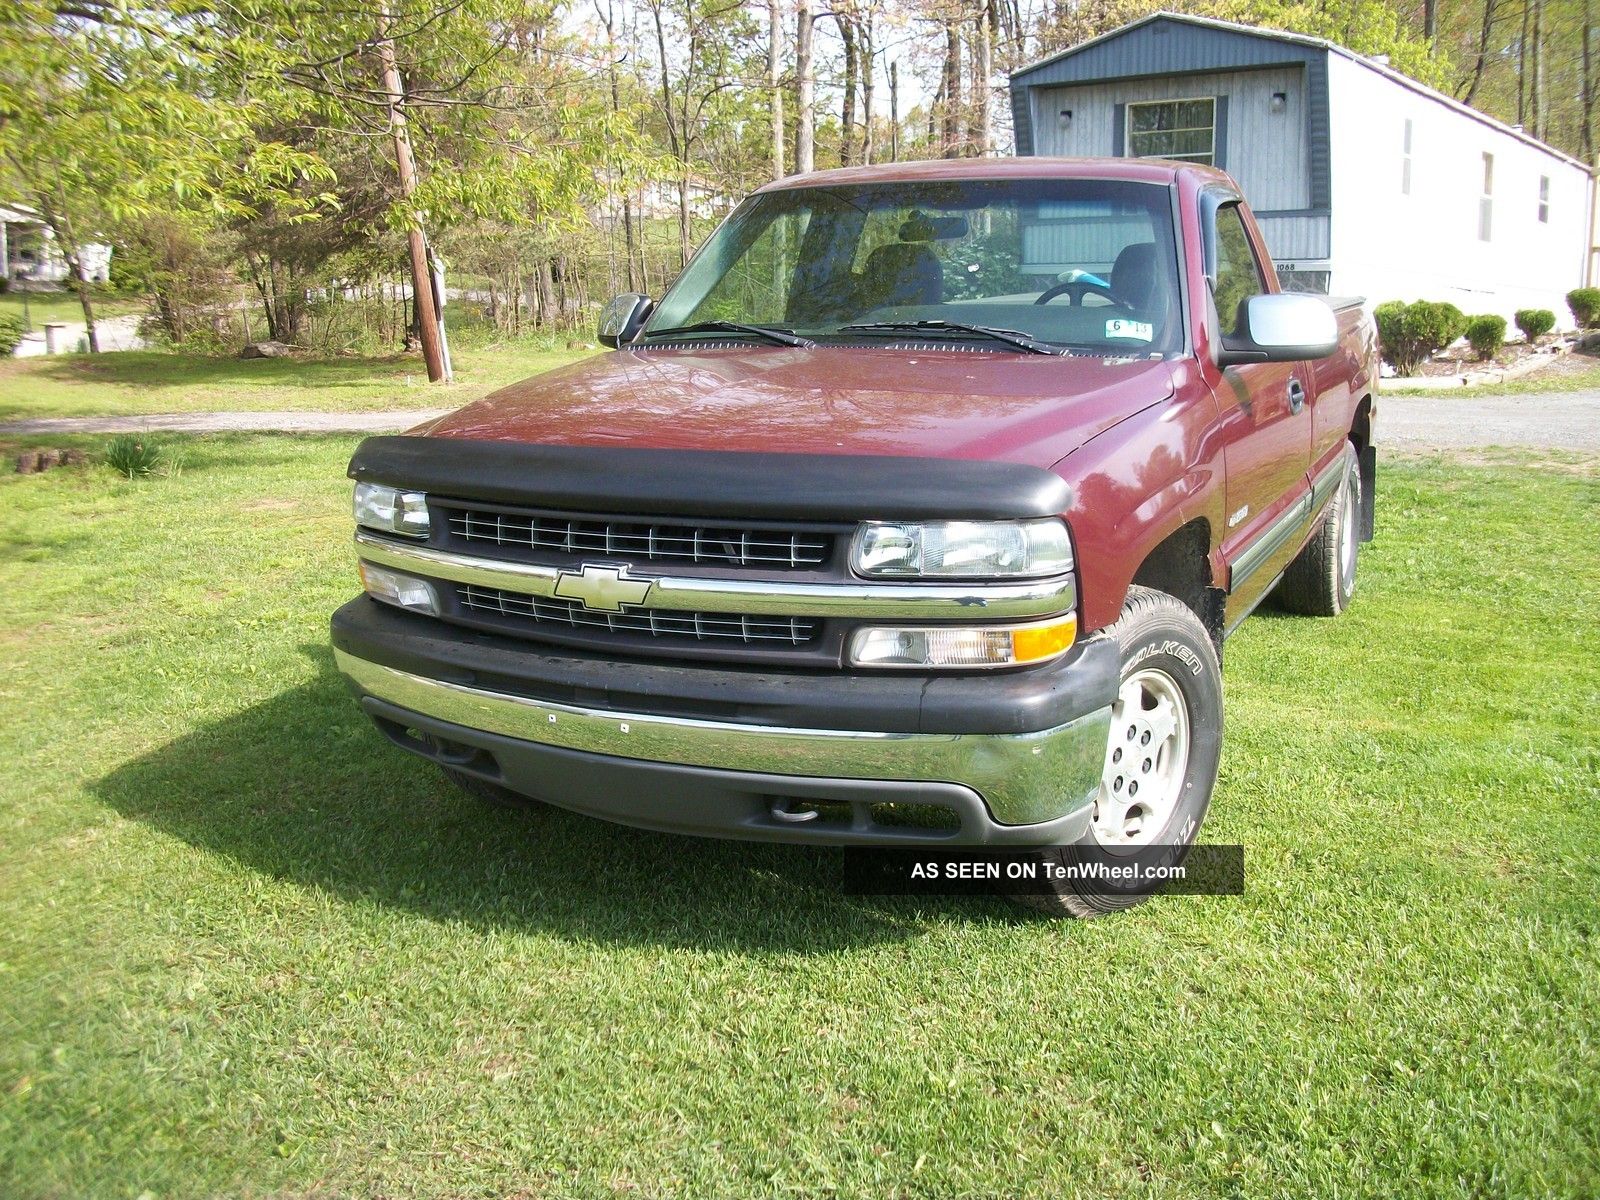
1206, 199, 1313, 626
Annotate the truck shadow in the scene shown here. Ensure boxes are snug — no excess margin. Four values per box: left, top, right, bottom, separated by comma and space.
92, 645, 1018, 953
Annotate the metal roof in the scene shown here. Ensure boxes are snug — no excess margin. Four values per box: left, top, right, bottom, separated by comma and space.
1010, 11, 1589, 172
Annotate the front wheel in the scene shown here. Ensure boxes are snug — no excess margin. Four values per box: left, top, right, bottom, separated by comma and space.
1012, 586, 1224, 918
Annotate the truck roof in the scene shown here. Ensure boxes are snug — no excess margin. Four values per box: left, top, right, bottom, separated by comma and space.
756, 156, 1231, 193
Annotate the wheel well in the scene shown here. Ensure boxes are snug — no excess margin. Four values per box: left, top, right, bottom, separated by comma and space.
1130, 518, 1221, 648
1351, 394, 1373, 451
1350, 394, 1376, 541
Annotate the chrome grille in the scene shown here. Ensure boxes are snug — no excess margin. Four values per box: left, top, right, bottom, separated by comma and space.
443, 506, 831, 569
457, 585, 818, 646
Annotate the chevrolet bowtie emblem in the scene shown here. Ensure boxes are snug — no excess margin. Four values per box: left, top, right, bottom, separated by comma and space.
553, 563, 654, 612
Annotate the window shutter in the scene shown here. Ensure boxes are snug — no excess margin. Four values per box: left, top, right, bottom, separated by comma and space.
1213, 95, 1229, 169
1113, 103, 1126, 156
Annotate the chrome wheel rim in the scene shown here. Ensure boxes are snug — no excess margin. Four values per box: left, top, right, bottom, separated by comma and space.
1339, 459, 1360, 593
1093, 667, 1191, 847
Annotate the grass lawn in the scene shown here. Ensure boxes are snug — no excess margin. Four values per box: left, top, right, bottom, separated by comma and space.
0, 342, 596, 421
1, 440, 1596, 1197
0, 289, 144, 331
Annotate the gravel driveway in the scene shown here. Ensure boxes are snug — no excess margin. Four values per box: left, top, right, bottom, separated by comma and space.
2, 391, 1596, 451
1378, 390, 1600, 452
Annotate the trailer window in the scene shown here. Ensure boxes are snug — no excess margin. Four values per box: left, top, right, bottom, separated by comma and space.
1127, 98, 1216, 165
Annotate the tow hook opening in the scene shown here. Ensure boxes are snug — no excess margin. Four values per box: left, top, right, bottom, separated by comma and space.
766, 796, 963, 836
373, 713, 503, 779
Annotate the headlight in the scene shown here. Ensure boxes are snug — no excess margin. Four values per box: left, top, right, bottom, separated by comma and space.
849, 615, 1076, 669
359, 562, 441, 616
354, 482, 430, 538
852, 519, 1072, 578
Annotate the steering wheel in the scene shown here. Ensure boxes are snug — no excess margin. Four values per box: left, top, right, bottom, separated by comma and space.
1035, 280, 1121, 306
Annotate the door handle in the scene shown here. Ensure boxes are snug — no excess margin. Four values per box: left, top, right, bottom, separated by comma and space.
1288, 379, 1306, 414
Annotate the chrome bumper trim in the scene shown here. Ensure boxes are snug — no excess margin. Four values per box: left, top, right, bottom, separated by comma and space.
336, 648, 1111, 826
354, 530, 1077, 620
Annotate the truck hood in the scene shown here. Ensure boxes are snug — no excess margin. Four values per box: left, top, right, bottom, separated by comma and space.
414, 346, 1175, 469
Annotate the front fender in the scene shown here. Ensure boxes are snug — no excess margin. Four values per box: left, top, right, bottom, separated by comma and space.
1052, 368, 1226, 632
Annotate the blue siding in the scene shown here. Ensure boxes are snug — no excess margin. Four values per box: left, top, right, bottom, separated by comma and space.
1011, 16, 1331, 208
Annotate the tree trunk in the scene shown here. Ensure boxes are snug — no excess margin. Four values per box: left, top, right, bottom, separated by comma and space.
1532, 0, 1547, 141
38, 196, 98, 352
1460, 0, 1498, 106
769, 0, 785, 179
942, 25, 962, 158
973, 2, 993, 156
1583, 0, 1595, 163
1423, 0, 1436, 48
678, 173, 692, 268
860, 14, 875, 164
839, 14, 858, 166
795, 0, 815, 173
623, 196, 640, 292
1518, 0, 1531, 126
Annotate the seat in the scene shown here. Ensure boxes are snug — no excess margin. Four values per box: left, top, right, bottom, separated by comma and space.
862, 242, 944, 308
1109, 242, 1161, 312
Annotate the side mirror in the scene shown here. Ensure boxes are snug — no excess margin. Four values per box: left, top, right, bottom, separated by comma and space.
1217, 293, 1339, 366
598, 293, 653, 348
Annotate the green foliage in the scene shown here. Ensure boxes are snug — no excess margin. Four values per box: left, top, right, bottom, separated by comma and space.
1567, 288, 1600, 329
0, 313, 27, 356
102, 435, 165, 478
1514, 308, 1556, 341
1465, 314, 1507, 361
1374, 299, 1467, 375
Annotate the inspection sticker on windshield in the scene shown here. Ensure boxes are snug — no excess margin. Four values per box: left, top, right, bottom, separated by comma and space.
1106, 318, 1153, 342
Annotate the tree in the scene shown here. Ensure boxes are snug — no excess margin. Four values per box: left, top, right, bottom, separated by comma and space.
795, 0, 816, 172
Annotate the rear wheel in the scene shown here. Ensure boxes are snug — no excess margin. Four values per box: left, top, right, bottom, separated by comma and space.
1277, 442, 1360, 616
1012, 586, 1223, 918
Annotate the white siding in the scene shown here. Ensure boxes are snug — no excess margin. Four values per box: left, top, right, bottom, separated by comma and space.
1325, 51, 1592, 327
1031, 67, 1312, 212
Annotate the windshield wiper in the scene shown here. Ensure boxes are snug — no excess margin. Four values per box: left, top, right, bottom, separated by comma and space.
838, 320, 1066, 356
643, 320, 813, 347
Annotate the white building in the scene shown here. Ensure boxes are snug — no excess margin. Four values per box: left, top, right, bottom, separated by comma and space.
1009, 12, 1596, 326
0, 203, 112, 285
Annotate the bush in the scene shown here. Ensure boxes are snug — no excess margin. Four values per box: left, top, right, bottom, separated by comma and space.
1374, 299, 1468, 375
1514, 308, 1556, 341
103, 435, 165, 478
0, 312, 28, 356
1465, 314, 1507, 361
1567, 288, 1600, 329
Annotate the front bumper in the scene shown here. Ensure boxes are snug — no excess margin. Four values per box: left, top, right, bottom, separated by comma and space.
332, 598, 1116, 846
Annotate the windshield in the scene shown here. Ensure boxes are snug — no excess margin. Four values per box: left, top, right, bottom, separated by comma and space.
645, 178, 1183, 355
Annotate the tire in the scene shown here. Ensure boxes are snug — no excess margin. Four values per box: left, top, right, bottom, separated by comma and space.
1276, 442, 1361, 617
440, 766, 542, 810
1011, 586, 1224, 919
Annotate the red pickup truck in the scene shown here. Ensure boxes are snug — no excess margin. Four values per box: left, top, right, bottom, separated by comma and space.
333, 158, 1377, 916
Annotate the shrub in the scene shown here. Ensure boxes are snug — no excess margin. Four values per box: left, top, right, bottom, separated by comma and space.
103, 435, 164, 478
1437, 302, 1469, 345
1465, 314, 1507, 361
1567, 288, 1600, 329
1375, 299, 1468, 375
1514, 308, 1556, 341
0, 312, 26, 357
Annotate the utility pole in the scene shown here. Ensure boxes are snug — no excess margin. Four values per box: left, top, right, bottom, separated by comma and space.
890, 60, 900, 162
377, 7, 449, 383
